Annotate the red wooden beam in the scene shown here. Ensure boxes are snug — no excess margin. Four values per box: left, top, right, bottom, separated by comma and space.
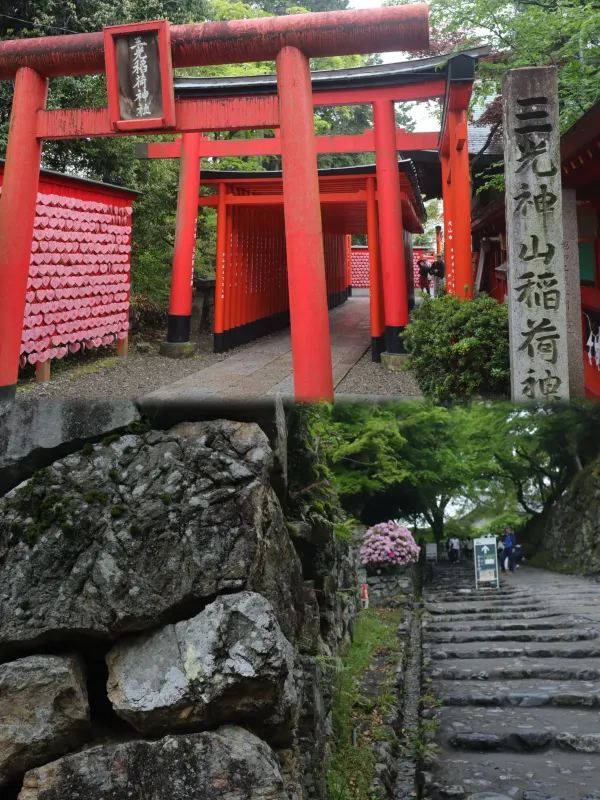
198, 191, 369, 206
0, 6, 428, 80
312, 80, 446, 107
142, 129, 440, 159
37, 96, 279, 139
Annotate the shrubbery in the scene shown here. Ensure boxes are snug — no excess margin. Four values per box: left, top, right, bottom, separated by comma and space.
403, 294, 510, 403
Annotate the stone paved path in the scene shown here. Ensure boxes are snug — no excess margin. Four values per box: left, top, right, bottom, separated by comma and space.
143, 296, 371, 402
421, 562, 600, 800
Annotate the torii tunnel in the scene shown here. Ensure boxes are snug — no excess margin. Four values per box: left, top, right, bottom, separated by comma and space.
142, 50, 478, 385
198, 162, 426, 360
0, 5, 476, 401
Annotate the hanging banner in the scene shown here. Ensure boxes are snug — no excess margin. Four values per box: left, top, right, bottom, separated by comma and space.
104, 20, 176, 131
473, 536, 499, 589
503, 66, 571, 402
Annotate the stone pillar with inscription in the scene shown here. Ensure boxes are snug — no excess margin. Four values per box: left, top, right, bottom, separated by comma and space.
503, 66, 581, 402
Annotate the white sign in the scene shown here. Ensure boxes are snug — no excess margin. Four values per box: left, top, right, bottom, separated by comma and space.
425, 543, 438, 562
473, 536, 499, 589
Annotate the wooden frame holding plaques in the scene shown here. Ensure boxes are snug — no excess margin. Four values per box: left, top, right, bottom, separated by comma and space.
104, 20, 175, 132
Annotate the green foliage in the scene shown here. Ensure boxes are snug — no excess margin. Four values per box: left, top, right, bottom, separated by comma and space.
403, 294, 510, 403
333, 518, 357, 542
413, 198, 443, 248
429, 0, 600, 133
326, 607, 402, 800
485, 511, 528, 537
306, 401, 600, 544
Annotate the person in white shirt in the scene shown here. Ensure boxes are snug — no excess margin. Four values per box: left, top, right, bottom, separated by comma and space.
449, 536, 460, 564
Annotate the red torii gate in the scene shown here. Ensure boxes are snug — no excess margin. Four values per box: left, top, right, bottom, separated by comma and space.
140, 52, 476, 366
197, 161, 426, 359
0, 6, 434, 401
141, 127, 437, 358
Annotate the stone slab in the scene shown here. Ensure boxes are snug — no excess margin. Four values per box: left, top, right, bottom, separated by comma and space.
0, 397, 139, 495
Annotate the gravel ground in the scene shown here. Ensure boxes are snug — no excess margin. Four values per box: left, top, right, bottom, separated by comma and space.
17, 334, 227, 401
336, 350, 423, 397
17, 330, 422, 403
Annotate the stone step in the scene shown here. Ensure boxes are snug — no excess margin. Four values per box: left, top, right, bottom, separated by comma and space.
429, 610, 564, 623
424, 629, 598, 644
424, 749, 600, 800
424, 589, 540, 606
426, 657, 600, 682
438, 706, 600, 754
426, 641, 600, 660
425, 619, 579, 633
425, 603, 544, 616
433, 679, 600, 708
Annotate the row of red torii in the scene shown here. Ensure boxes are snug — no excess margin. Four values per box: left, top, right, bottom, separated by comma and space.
0, 4, 474, 402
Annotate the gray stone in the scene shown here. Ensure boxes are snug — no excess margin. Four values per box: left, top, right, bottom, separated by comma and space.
106, 591, 296, 745
0, 398, 139, 494
467, 795, 515, 800
158, 340, 197, 358
522, 793, 558, 800
0, 421, 304, 656
17, 726, 287, 800
0, 654, 90, 786
503, 66, 572, 402
562, 186, 585, 397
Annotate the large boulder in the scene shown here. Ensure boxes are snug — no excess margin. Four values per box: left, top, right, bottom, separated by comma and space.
0, 655, 89, 786
106, 592, 297, 744
0, 421, 304, 657
17, 726, 287, 800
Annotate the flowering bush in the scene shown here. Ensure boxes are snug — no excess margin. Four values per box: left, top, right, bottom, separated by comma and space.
359, 521, 420, 570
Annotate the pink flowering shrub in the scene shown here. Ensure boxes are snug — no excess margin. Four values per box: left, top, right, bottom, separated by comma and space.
359, 521, 420, 570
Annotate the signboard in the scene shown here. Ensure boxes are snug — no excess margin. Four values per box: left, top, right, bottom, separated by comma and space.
425, 543, 438, 562
503, 67, 571, 402
104, 20, 175, 132
473, 536, 499, 589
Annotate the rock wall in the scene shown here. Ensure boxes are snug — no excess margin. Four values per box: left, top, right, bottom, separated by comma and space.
367, 571, 416, 607
526, 455, 600, 575
0, 417, 359, 800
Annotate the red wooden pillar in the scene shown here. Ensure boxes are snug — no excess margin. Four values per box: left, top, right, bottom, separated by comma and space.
213, 182, 227, 352
366, 176, 385, 361
165, 131, 201, 349
0, 67, 48, 399
448, 109, 473, 299
440, 153, 455, 296
373, 98, 409, 353
276, 45, 333, 402
231, 206, 241, 340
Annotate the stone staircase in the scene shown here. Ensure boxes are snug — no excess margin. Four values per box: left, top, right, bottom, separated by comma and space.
421, 561, 600, 800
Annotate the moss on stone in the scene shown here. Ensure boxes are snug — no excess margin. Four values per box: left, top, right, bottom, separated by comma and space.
83, 490, 109, 505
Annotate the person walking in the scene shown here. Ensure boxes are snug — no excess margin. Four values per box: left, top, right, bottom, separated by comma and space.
430, 258, 445, 297
497, 535, 505, 571
466, 538, 474, 559
418, 259, 431, 296
448, 535, 460, 564
502, 526, 516, 573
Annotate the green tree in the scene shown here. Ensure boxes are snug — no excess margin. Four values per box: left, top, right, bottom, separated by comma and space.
312, 402, 505, 542
428, 0, 599, 132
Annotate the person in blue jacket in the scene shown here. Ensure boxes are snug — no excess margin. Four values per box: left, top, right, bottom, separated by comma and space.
502, 527, 516, 573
